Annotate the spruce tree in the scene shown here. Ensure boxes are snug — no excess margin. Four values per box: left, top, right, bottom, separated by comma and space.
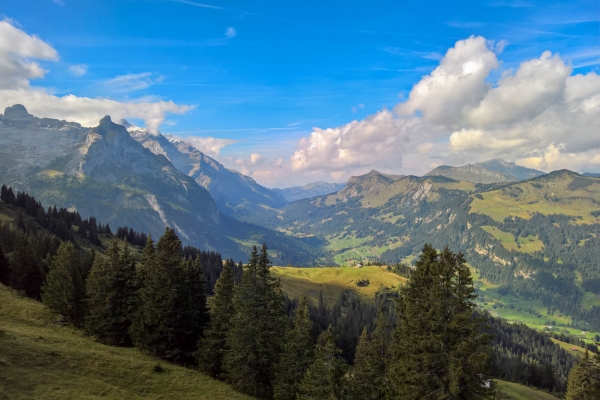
566, 350, 600, 399
0, 244, 11, 286
131, 228, 207, 364
197, 259, 235, 379
225, 245, 287, 398
347, 304, 389, 400
387, 244, 492, 399
273, 297, 315, 400
85, 240, 137, 346
42, 242, 86, 324
10, 234, 44, 299
297, 324, 347, 400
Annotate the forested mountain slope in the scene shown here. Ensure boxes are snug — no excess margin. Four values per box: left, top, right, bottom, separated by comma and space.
272, 169, 600, 331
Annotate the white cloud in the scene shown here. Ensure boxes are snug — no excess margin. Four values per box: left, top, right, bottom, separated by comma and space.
250, 35, 600, 186
68, 64, 88, 77
103, 72, 158, 93
0, 19, 191, 133
225, 27, 236, 38
0, 19, 59, 89
183, 136, 237, 158
396, 36, 499, 127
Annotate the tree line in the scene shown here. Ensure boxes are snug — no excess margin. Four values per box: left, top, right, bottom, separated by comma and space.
1, 184, 592, 398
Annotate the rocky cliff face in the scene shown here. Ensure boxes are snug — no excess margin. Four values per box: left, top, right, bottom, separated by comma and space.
121, 120, 287, 220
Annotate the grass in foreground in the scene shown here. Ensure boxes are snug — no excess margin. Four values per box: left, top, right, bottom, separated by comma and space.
0, 284, 251, 400
271, 265, 406, 305
495, 379, 558, 399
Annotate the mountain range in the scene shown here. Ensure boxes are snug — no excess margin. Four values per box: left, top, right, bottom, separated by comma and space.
273, 181, 346, 202
425, 159, 545, 183
0, 105, 320, 263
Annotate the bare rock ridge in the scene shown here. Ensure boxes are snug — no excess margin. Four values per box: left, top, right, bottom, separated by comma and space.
120, 120, 288, 221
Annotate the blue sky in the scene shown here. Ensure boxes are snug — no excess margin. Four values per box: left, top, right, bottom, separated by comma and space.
1, 0, 599, 185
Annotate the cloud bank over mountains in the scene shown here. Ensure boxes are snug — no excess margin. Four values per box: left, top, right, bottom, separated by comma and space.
284, 36, 600, 184
1, 18, 598, 186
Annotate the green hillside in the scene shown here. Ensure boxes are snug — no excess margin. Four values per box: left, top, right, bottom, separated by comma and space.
470, 170, 600, 224
0, 283, 251, 400
271, 265, 406, 305
495, 380, 558, 399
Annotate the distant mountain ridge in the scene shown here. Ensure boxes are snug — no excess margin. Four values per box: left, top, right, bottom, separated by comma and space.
274, 181, 345, 202
426, 159, 544, 184
0, 105, 321, 264
121, 120, 287, 221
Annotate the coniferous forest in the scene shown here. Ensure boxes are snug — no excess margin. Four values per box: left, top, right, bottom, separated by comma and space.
1, 184, 598, 399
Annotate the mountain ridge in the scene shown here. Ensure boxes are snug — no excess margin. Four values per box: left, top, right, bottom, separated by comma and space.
121, 120, 288, 221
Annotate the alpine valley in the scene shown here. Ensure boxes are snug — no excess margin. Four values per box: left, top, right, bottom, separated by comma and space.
3, 104, 600, 336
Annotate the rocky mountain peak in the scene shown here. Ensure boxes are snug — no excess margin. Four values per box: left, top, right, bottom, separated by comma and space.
4, 104, 33, 120
118, 119, 133, 128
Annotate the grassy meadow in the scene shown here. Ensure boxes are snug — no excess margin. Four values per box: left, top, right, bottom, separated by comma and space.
0, 284, 251, 400
494, 380, 558, 400
271, 265, 406, 305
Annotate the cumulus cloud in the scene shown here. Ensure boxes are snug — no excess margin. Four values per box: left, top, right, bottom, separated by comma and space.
272, 35, 600, 184
0, 20, 59, 89
183, 136, 237, 158
68, 64, 88, 77
0, 19, 191, 132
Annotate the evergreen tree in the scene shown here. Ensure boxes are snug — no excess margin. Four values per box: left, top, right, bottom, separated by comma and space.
85, 240, 137, 346
225, 245, 287, 398
297, 324, 347, 400
197, 259, 235, 379
10, 235, 45, 299
387, 244, 492, 399
0, 244, 11, 286
131, 228, 207, 364
566, 350, 600, 399
42, 242, 86, 324
347, 303, 389, 400
177, 255, 208, 364
273, 297, 315, 400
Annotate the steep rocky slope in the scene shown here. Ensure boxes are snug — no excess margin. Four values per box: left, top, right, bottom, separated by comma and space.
122, 120, 287, 221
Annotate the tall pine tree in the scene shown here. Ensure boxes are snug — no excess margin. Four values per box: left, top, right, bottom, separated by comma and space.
347, 303, 389, 400
85, 239, 137, 346
0, 243, 11, 286
387, 244, 492, 399
42, 241, 86, 324
225, 245, 287, 398
197, 259, 236, 379
10, 234, 44, 299
273, 297, 315, 400
566, 350, 600, 399
131, 228, 207, 364
297, 324, 347, 400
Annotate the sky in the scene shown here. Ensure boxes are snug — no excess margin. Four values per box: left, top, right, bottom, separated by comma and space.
0, 0, 599, 187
